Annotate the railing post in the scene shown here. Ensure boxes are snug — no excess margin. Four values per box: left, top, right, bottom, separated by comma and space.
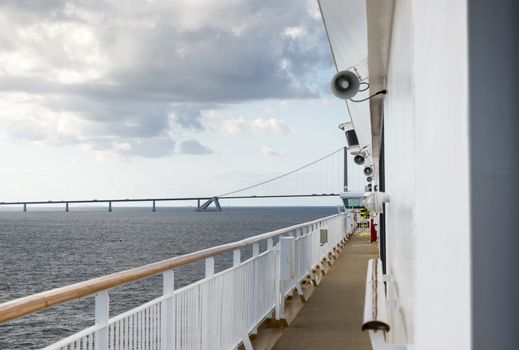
252, 243, 259, 257
205, 257, 215, 349
23, 203, 27, 212
267, 238, 274, 251
162, 270, 175, 350
65, 202, 69, 212
276, 236, 295, 321
152, 200, 156, 212
108, 201, 112, 212
95, 291, 109, 350
233, 249, 241, 267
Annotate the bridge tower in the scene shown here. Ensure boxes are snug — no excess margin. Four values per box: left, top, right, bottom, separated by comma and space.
197, 197, 222, 212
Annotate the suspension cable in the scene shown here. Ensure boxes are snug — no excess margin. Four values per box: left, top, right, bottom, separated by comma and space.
218, 148, 344, 197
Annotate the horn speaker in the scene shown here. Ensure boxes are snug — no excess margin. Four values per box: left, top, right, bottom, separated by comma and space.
331, 70, 360, 100
354, 155, 365, 165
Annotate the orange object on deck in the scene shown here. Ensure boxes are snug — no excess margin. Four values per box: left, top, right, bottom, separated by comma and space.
370, 218, 377, 242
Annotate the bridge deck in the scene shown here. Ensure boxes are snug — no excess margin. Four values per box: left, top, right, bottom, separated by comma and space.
272, 232, 378, 350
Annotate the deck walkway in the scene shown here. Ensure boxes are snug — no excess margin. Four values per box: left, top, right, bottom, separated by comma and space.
272, 233, 378, 350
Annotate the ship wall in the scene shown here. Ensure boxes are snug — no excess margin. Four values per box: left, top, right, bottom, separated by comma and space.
383, 0, 471, 348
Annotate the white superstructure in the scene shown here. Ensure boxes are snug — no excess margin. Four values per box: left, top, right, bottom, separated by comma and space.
319, 0, 519, 349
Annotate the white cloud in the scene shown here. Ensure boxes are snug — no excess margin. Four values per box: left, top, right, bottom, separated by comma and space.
114, 142, 132, 152
279, 58, 291, 71
251, 118, 294, 135
215, 117, 247, 134
0, 92, 177, 160
213, 117, 294, 136
178, 139, 213, 155
0, 17, 108, 84
305, 0, 323, 20
261, 145, 283, 157
283, 25, 307, 40
0, 0, 332, 159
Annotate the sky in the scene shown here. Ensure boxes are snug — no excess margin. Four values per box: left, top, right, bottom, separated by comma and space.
0, 0, 352, 207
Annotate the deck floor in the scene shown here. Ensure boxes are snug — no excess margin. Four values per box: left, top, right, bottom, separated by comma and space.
272, 233, 378, 350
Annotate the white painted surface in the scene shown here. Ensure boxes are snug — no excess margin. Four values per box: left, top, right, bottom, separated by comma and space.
383, 0, 471, 348
41, 214, 349, 350
413, 1, 470, 349
383, 0, 416, 342
319, 0, 372, 153
347, 98, 373, 152
318, 0, 367, 71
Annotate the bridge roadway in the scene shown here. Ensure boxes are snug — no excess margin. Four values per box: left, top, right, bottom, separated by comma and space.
0, 193, 341, 211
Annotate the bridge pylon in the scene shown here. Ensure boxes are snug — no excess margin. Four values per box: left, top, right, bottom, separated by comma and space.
197, 197, 222, 212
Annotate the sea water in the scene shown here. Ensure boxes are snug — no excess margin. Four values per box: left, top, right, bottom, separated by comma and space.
0, 206, 336, 349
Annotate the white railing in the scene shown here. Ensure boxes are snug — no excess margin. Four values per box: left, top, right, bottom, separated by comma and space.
1, 212, 355, 350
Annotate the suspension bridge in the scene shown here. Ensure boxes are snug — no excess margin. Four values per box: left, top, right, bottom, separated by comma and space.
0, 147, 360, 212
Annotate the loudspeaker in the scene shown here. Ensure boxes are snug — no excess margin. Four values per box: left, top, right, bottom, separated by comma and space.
354, 155, 365, 165
331, 70, 360, 100
363, 167, 373, 176
367, 176, 372, 183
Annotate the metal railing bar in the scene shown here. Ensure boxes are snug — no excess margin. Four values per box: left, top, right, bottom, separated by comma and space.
108, 295, 168, 325
41, 324, 102, 350
0, 213, 342, 325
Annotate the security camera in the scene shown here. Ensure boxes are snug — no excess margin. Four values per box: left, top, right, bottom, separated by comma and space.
338, 122, 360, 154
363, 166, 373, 176
331, 70, 360, 100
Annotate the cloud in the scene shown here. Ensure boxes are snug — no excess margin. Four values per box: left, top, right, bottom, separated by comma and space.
284, 26, 307, 40
261, 145, 283, 157
0, 0, 332, 157
178, 139, 213, 155
90, 138, 176, 161
0, 92, 174, 159
169, 103, 221, 131
251, 118, 294, 135
214, 117, 294, 136
0, 0, 331, 102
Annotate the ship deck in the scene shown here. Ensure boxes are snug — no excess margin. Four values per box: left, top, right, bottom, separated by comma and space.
269, 232, 378, 349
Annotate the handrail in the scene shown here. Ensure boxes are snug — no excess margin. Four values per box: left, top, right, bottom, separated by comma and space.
0, 213, 343, 324
362, 258, 390, 331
